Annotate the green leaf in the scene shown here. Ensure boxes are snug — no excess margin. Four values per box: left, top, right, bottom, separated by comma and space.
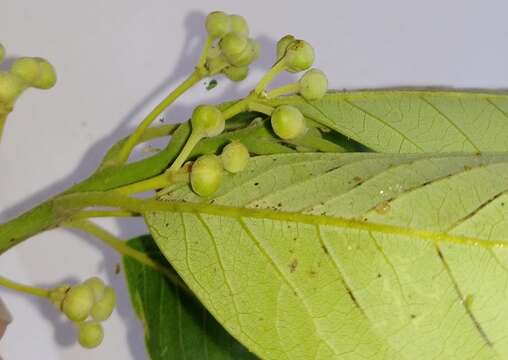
123, 235, 257, 360
269, 90, 508, 153
145, 151, 508, 359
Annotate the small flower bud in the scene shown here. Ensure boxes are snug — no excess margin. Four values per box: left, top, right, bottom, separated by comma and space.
10, 57, 40, 84
220, 33, 249, 62
222, 65, 249, 81
0, 72, 27, 105
77, 321, 104, 349
229, 14, 249, 36
299, 69, 328, 100
191, 105, 225, 137
90, 286, 116, 321
191, 154, 224, 197
284, 40, 314, 73
276, 35, 295, 61
221, 141, 250, 173
62, 284, 94, 322
83, 277, 105, 302
31, 58, 57, 89
271, 105, 307, 140
205, 11, 231, 39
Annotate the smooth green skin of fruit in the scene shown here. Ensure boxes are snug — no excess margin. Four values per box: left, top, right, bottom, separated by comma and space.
205, 11, 231, 39
190, 154, 224, 197
191, 105, 225, 137
62, 284, 94, 322
230, 14, 249, 36
221, 141, 250, 173
0, 44, 5, 63
223, 65, 249, 81
78, 321, 104, 349
0, 72, 26, 105
11, 58, 40, 84
299, 68, 328, 100
220, 33, 249, 61
31, 59, 57, 89
270, 105, 307, 140
276, 34, 295, 61
84, 277, 105, 302
91, 286, 116, 321
284, 40, 315, 73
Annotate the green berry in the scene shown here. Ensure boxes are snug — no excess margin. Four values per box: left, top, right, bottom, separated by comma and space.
84, 277, 105, 302
10, 57, 40, 84
0, 44, 5, 63
78, 321, 104, 349
191, 154, 224, 197
228, 39, 259, 67
191, 105, 224, 137
229, 15, 249, 36
299, 69, 328, 100
91, 286, 116, 321
221, 141, 250, 173
0, 72, 26, 105
220, 33, 249, 61
31, 58, 57, 89
271, 105, 307, 140
62, 284, 94, 322
206, 11, 231, 39
284, 40, 314, 73
276, 35, 295, 61
222, 65, 249, 81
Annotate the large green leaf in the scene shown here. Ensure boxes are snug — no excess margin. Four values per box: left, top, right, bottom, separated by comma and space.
145, 151, 508, 360
270, 90, 508, 153
123, 235, 257, 359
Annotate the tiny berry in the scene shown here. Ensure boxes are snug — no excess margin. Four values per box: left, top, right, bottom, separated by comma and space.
276, 35, 295, 61
205, 11, 231, 39
31, 58, 57, 89
191, 105, 225, 137
190, 154, 224, 197
84, 277, 105, 302
11, 57, 40, 84
62, 284, 94, 322
221, 141, 250, 173
299, 69, 328, 100
284, 40, 314, 73
229, 14, 249, 36
78, 321, 104, 349
223, 65, 249, 81
271, 105, 307, 140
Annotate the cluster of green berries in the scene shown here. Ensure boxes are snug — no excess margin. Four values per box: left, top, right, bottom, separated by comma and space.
0, 44, 56, 113
204, 11, 260, 81
49, 277, 116, 349
188, 104, 250, 197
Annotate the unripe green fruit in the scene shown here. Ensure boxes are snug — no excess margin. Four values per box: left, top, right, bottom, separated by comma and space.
220, 33, 249, 61
276, 35, 295, 61
299, 69, 328, 100
229, 15, 249, 36
84, 277, 105, 302
62, 284, 94, 322
284, 40, 314, 73
191, 105, 225, 137
78, 321, 104, 349
229, 39, 259, 67
91, 286, 116, 321
206, 11, 231, 39
11, 57, 40, 84
191, 154, 223, 197
222, 65, 249, 81
0, 72, 26, 105
221, 141, 250, 173
271, 105, 307, 140
0, 44, 5, 63
31, 58, 57, 89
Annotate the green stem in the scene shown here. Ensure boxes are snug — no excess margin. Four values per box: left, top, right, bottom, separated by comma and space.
69, 210, 140, 220
221, 98, 250, 119
248, 102, 274, 115
266, 82, 300, 98
197, 35, 214, 70
115, 70, 203, 165
0, 276, 49, 298
253, 59, 287, 96
64, 220, 190, 293
114, 172, 171, 195
168, 131, 203, 172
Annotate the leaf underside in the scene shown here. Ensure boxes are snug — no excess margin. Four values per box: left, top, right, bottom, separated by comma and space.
145, 90, 508, 359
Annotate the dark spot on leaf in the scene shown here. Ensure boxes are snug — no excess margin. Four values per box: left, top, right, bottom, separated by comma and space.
277, 203, 282, 207
289, 259, 298, 273
210, 199, 215, 204
9, 238, 15, 244
254, 182, 259, 186
346, 288, 360, 308
464, 165, 472, 171
410, 314, 417, 319
322, 245, 329, 254
293, 237, 297, 241
377, 273, 382, 278
308, 270, 317, 277
502, 202, 505, 207
353, 176, 363, 182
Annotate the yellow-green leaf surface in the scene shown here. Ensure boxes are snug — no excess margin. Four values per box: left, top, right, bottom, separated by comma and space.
271, 90, 508, 153
146, 151, 508, 360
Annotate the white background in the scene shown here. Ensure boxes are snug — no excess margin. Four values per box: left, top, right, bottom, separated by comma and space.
1, 1, 508, 359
